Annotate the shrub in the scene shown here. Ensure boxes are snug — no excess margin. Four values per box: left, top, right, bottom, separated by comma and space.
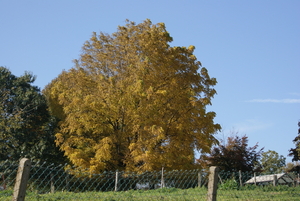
219, 178, 238, 190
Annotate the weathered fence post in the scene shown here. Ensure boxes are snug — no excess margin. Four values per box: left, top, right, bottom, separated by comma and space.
2, 174, 6, 190
12, 158, 31, 201
273, 174, 277, 186
65, 172, 70, 192
50, 173, 55, 193
161, 167, 165, 188
198, 171, 202, 187
115, 171, 119, 192
254, 172, 256, 186
239, 170, 243, 187
207, 166, 219, 201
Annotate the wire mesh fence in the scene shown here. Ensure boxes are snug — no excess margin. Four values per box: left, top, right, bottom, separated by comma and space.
1, 160, 300, 200
216, 170, 300, 200
0, 160, 208, 200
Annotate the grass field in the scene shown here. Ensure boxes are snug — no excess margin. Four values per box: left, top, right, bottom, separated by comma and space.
1, 186, 300, 200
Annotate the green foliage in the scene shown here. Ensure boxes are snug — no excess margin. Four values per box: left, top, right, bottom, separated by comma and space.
219, 178, 238, 190
284, 162, 300, 173
200, 135, 263, 173
260, 150, 286, 174
155, 187, 179, 193
2, 187, 300, 201
288, 121, 300, 162
0, 190, 12, 197
260, 184, 291, 192
0, 67, 65, 163
240, 184, 257, 190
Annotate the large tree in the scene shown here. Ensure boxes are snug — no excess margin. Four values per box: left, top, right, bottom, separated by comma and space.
0, 67, 65, 163
44, 19, 221, 173
200, 135, 263, 173
260, 150, 286, 174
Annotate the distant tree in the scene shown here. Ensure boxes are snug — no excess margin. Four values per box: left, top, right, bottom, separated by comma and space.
200, 135, 263, 173
288, 121, 300, 161
260, 150, 286, 174
284, 162, 300, 173
0, 67, 65, 163
43, 19, 221, 173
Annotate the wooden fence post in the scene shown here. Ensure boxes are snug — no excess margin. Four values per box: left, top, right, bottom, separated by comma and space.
12, 158, 31, 201
239, 170, 243, 187
115, 171, 119, 192
254, 172, 256, 186
273, 175, 277, 186
161, 167, 165, 188
65, 172, 70, 192
1, 174, 6, 190
198, 171, 202, 187
207, 166, 219, 201
50, 173, 55, 193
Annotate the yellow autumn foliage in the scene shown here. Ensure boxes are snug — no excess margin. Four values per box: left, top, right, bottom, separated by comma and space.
43, 19, 221, 173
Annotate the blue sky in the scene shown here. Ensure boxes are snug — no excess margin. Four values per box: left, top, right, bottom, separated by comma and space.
1, 1, 299, 163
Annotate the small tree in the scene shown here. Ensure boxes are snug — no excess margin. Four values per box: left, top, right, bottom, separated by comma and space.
284, 162, 300, 173
260, 150, 286, 174
200, 135, 263, 173
288, 121, 300, 162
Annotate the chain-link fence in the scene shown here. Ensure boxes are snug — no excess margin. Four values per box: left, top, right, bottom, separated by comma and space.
216, 170, 300, 200
1, 160, 208, 200
1, 160, 300, 200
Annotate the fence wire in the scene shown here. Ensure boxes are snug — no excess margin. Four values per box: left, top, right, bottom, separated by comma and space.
1, 160, 300, 200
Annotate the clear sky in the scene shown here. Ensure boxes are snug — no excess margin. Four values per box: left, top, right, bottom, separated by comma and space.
1, 1, 299, 163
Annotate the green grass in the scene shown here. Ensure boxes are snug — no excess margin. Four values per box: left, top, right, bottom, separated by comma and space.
1, 186, 300, 200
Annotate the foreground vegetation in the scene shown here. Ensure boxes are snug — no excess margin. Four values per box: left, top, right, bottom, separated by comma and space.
1, 185, 300, 201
